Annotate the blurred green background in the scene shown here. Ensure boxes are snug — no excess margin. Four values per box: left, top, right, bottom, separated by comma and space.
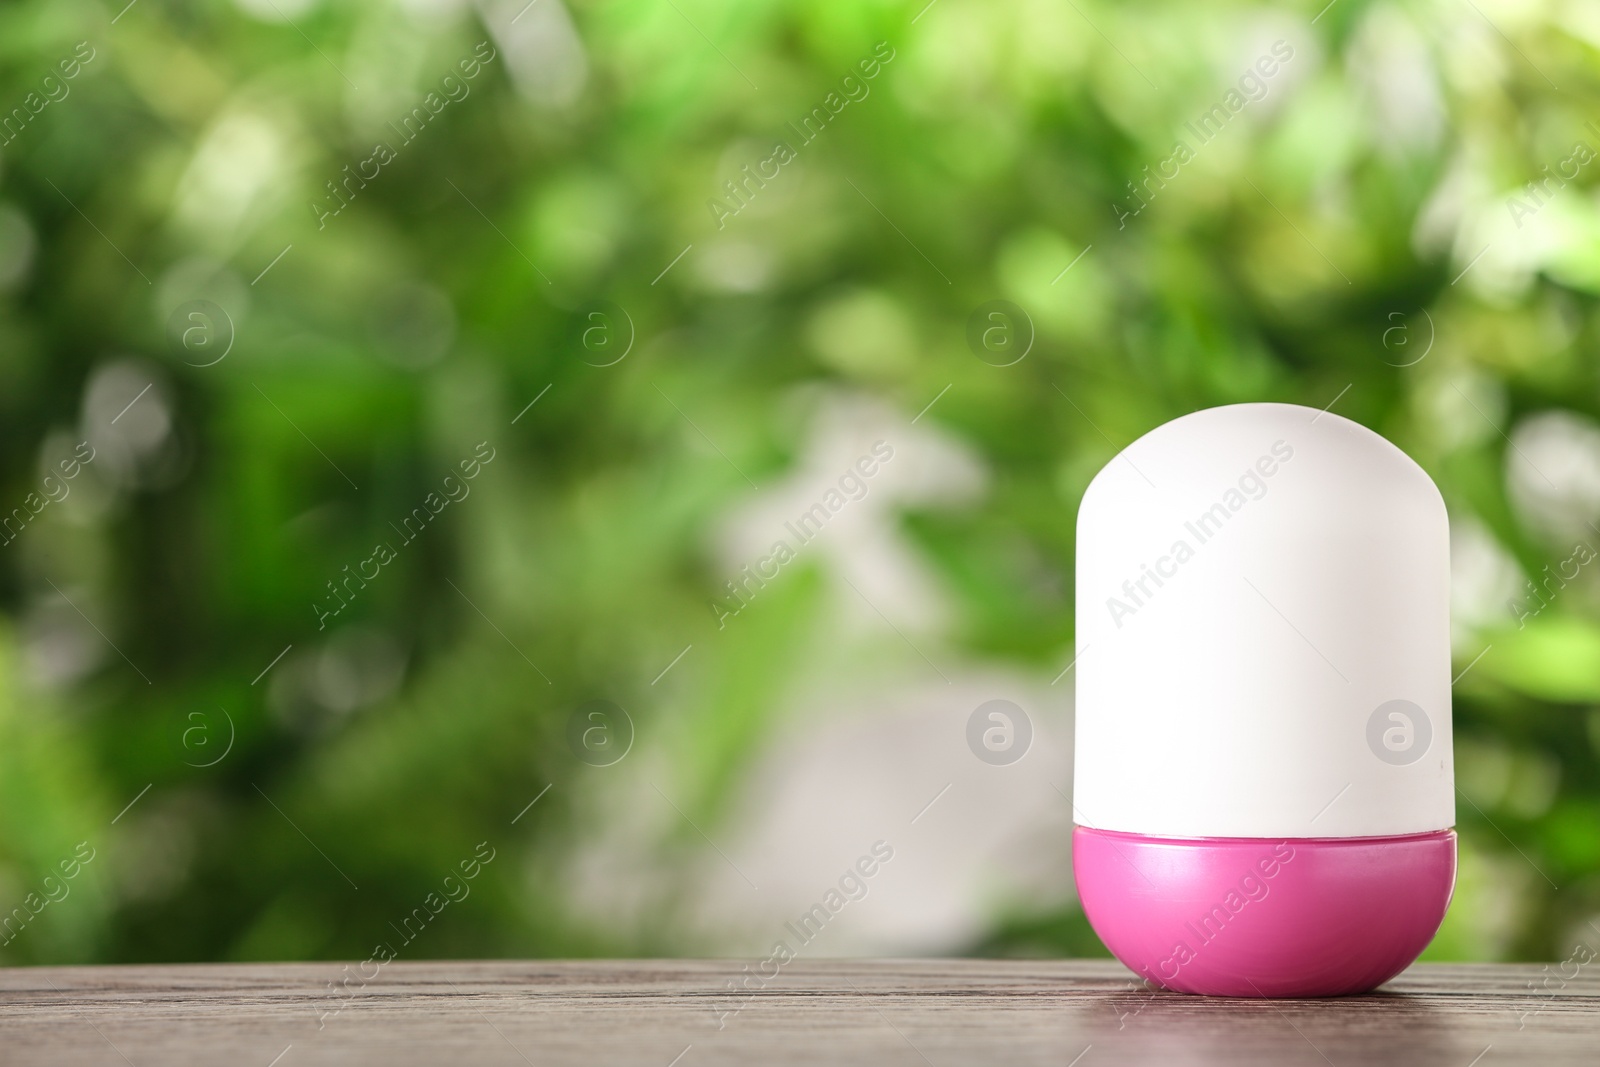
0, 0, 1598, 968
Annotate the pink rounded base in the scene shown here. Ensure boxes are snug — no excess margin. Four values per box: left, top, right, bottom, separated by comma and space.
1073, 826, 1456, 997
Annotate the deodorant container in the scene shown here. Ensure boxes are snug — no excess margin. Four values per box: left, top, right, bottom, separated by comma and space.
1072, 402, 1455, 997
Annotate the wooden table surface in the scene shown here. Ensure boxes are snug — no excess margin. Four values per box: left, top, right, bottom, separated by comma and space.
1, 959, 1592, 1065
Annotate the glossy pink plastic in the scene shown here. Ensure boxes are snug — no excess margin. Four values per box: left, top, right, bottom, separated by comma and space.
1073, 826, 1456, 997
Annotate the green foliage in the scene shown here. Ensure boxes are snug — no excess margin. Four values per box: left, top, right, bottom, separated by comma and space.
0, 0, 1596, 965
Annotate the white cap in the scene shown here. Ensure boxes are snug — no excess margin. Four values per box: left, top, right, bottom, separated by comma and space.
1073, 403, 1453, 838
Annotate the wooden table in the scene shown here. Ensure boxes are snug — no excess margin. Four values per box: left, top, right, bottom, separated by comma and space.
1, 960, 1592, 1065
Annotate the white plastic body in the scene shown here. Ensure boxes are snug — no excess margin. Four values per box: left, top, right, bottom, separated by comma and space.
1073, 402, 1453, 839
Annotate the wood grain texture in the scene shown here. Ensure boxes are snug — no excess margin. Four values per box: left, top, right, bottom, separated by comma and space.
0, 960, 1594, 1066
